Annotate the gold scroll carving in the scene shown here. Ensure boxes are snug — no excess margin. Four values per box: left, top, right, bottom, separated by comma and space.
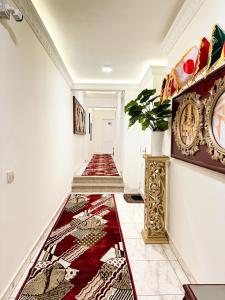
142, 155, 170, 244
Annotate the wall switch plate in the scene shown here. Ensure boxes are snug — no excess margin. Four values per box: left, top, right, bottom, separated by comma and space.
7, 171, 15, 184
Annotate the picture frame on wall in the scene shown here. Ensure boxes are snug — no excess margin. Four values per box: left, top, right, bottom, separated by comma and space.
171, 64, 225, 175
73, 96, 86, 135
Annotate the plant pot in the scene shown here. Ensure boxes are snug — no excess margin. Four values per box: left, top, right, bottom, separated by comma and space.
151, 131, 164, 156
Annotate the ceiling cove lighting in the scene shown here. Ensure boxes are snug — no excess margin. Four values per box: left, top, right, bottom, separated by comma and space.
86, 91, 117, 95
94, 107, 117, 111
102, 65, 112, 73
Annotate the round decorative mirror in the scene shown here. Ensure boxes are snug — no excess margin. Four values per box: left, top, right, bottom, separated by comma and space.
211, 91, 225, 150
205, 78, 225, 164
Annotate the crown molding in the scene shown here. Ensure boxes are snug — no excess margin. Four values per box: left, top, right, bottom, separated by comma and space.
161, 0, 206, 54
12, 0, 73, 87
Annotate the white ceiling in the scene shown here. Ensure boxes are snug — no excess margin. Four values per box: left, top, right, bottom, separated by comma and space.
32, 0, 184, 85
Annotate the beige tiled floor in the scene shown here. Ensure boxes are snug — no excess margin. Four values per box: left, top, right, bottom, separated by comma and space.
115, 193, 188, 299
9, 193, 188, 299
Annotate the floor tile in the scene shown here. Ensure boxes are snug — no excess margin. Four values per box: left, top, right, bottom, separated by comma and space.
130, 260, 183, 296
120, 222, 143, 239
125, 239, 168, 261
118, 206, 144, 224
115, 195, 144, 224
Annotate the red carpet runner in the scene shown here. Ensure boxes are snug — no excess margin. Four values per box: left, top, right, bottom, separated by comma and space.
16, 194, 137, 300
82, 154, 119, 176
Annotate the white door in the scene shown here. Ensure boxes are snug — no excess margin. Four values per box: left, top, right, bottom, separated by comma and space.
101, 119, 115, 154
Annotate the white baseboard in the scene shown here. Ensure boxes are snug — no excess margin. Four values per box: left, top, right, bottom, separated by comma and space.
1, 192, 70, 300
124, 186, 139, 194
139, 188, 144, 199
167, 232, 198, 284
74, 160, 87, 176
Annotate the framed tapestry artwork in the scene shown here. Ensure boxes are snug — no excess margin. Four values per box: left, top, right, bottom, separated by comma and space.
171, 64, 225, 174
73, 96, 86, 135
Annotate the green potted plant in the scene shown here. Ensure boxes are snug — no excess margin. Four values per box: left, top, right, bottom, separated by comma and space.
124, 88, 172, 155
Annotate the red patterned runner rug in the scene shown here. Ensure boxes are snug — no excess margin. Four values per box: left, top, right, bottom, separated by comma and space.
16, 194, 137, 300
82, 154, 119, 176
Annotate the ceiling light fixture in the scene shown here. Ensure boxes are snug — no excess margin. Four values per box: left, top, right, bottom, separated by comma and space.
102, 65, 112, 73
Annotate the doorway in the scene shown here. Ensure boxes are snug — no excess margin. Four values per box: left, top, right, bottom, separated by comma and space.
102, 119, 115, 154
88, 108, 116, 156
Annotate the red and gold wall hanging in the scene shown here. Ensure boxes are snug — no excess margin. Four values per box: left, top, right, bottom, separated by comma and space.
171, 64, 225, 174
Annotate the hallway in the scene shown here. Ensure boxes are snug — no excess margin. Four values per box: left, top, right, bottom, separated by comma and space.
1, 0, 225, 299
9, 194, 187, 300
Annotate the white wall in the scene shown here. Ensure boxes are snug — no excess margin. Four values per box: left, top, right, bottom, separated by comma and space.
122, 90, 143, 192
122, 68, 157, 193
166, 0, 225, 282
85, 93, 118, 108
0, 15, 85, 296
114, 92, 123, 172
152, 66, 167, 95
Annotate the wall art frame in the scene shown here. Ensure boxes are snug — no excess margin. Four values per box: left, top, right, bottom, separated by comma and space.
204, 77, 225, 164
73, 96, 86, 135
171, 63, 225, 175
172, 92, 205, 156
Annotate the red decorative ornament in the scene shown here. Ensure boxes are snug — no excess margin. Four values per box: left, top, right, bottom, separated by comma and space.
183, 59, 195, 74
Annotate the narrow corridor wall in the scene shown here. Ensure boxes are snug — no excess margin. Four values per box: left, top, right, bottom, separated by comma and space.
123, 72, 153, 193
0, 14, 85, 296
122, 67, 164, 193
166, 0, 225, 282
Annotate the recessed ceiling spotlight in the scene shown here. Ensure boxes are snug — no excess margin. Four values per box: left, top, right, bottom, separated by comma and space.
102, 65, 112, 73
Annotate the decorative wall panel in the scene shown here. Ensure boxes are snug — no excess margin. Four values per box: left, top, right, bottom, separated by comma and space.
73, 97, 86, 135
171, 64, 225, 174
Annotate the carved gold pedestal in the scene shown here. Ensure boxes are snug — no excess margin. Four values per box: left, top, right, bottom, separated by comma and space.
141, 155, 170, 244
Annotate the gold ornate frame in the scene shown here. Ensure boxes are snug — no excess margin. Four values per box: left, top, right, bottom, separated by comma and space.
204, 77, 225, 164
172, 92, 204, 156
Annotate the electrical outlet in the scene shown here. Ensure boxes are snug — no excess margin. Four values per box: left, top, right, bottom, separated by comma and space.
7, 171, 15, 184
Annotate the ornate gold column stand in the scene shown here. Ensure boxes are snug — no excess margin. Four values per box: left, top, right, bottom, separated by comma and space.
141, 155, 170, 244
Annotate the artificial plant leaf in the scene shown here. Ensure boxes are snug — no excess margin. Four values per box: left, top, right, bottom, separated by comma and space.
147, 95, 160, 104
137, 89, 147, 100
156, 119, 169, 131
124, 100, 137, 112
137, 89, 156, 100
141, 118, 151, 130
162, 99, 171, 105
129, 115, 141, 127
128, 104, 145, 117
139, 94, 152, 103
145, 111, 157, 121
153, 101, 160, 107
143, 89, 156, 96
